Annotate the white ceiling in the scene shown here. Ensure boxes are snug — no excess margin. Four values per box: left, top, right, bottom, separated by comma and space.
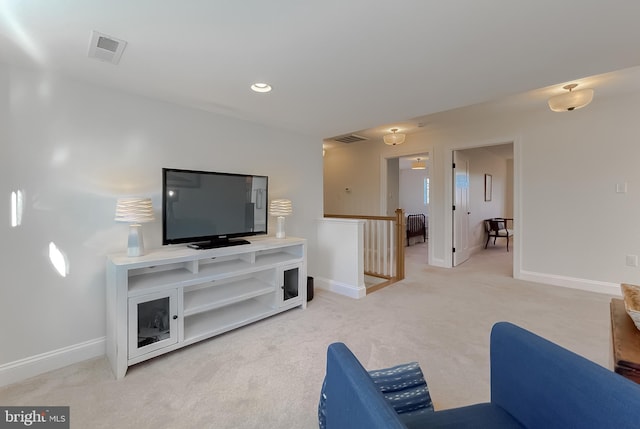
2, 1, 640, 142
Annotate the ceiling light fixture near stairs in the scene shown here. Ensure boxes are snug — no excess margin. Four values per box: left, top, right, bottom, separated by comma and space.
548, 83, 594, 112
411, 158, 426, 170
383, 128, 406, 145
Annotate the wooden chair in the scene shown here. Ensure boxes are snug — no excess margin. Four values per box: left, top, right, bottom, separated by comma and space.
484, 218, 514, 251
406, 214, 427, 246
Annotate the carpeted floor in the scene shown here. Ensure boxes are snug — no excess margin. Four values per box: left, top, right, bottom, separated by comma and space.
0, 242, 615, 428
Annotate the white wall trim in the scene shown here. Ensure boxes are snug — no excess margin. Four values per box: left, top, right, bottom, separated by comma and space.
470, 244, 484, 256
518, 270, 621, 296
430, 258, 448, 268
315, 276, 366, 299
0, 337, 106, 388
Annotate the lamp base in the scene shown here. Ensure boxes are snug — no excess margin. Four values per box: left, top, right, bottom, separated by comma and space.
275, 216, 286, 239
127, 224, 145, 257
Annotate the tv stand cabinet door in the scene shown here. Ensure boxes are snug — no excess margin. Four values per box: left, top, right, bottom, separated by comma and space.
278, 263, 305, 307
128, 289, 179, 360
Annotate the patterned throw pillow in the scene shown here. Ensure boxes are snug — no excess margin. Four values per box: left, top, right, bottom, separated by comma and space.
318, 361, 433, 428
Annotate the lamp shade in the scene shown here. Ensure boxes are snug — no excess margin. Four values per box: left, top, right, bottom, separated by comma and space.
115, 198, 155, 223
270, 199, 292, 239
383, 128, 406, 145
548, 84, 594, 112
411, 158, 426, 170
269, 199, 292, 216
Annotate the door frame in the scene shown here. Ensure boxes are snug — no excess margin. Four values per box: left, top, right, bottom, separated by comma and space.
379, 144, 434, 265
443, 138, 521, 277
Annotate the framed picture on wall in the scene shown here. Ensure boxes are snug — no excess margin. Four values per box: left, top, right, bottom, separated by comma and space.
485, 174, 492, 201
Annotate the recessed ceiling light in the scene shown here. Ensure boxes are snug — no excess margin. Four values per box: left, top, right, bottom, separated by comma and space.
251, 83, 272, 93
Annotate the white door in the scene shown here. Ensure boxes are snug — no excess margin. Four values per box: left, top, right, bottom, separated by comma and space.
453, 151, 471, 266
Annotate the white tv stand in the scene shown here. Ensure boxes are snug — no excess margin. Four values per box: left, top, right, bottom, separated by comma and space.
106, 236, 306, 379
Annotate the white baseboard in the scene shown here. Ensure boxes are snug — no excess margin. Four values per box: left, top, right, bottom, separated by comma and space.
470, 244, 484, 255
429, 258, 448, 268
0, 337, 106, 388
315, 276, 366, 299
518, 270, 621, 296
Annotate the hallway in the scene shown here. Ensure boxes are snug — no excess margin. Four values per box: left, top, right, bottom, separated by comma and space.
405, 239, 513, 279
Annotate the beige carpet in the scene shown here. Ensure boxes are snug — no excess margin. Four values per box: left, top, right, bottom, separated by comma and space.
0, 242, 615, 428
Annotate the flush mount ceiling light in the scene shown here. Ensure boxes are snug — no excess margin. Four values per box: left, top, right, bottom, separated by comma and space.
251, 82, 272, 93
411, 158, 426, 170
548, 83, 594, 112
383, 128, 406, 145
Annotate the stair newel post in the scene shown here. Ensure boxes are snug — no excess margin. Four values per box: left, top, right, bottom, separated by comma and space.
395, 208, 405, 280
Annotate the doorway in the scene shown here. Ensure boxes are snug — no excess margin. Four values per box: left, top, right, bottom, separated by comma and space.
451, 143, 514, 268
385, 153, 430, 263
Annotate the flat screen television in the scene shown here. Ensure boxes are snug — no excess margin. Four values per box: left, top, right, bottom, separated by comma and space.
162, 168, 268, 249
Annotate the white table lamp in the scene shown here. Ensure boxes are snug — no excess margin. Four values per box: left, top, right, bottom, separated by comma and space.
115, 197, 155, 256
269, 199, 292, 239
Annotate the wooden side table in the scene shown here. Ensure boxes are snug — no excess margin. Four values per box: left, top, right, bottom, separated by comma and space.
610, 298, 640, 383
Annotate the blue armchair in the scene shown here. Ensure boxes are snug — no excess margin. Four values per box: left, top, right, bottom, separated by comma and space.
322, 322, 640, 428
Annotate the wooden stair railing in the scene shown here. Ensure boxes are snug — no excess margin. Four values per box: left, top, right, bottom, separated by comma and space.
324, 209, 405, 291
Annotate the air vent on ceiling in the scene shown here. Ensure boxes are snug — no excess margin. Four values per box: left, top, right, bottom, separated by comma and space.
88, 31, 127, 65
333, 134, 368, 144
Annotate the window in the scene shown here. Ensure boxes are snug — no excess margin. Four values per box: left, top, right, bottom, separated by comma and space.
423, 177, 430, 206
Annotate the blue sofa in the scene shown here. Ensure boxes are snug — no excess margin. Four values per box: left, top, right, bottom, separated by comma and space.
322, 322, 640, 428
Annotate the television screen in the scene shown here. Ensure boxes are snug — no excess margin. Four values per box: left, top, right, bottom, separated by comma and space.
162, 168, 268, 248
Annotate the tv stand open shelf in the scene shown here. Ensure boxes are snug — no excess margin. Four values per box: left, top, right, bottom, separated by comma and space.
106, 236, 306, 379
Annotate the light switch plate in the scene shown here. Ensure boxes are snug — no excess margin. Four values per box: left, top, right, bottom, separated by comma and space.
617, 183, 628, 193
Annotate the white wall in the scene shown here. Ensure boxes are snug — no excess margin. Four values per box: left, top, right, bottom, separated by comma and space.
324, 135, 436, 216
0, 64, 323, 369
516, 95, 640, 288
316, 218, 365, 298
323, 142, 381, 215
506, 159, 514, 219
323, 89, 640, 291
400, 168, 428, 216
386, 158, 400, 217
462, 146, 510, 249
